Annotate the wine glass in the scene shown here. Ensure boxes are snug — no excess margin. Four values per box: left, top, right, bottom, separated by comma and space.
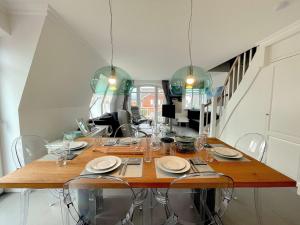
63, 132, 75, 159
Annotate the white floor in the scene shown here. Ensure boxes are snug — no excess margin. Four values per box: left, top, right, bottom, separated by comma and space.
0, 190, 64, 225
1, 187, 300, 225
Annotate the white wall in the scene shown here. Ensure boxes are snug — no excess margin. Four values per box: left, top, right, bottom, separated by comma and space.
0, 13, 46, 175
211, 72, 227, 88
0, 7, 10, 36
19, 10, 105, 142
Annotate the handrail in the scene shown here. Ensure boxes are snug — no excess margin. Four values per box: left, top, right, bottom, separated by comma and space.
219, 47, 257, 107
203, 46, 257, 137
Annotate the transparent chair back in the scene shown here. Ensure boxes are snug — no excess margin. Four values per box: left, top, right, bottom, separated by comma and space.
11, 135, 48, 168
63, 174, 141, 225
166, 172, 234, 225
235, 133, 267, 162
114, 124, 147, 138
118, 110, 132, 128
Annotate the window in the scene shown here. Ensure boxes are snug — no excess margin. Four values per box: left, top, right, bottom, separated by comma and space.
130, 85, 166, 123
185, 88, 205, 109
89, 74, 112, 118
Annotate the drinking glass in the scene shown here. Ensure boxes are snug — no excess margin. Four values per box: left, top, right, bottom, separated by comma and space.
196, 133, 207, 151
55, 149, 67, 167
143, 137, 152, 163
150, 133, 160, 151
63, 133, 74, 157
204, 149, 214, 163
169, 142, 177, 156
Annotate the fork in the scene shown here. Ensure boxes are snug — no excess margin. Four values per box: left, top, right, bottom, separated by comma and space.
118, 158, 127, 175
122, 159, 129, 176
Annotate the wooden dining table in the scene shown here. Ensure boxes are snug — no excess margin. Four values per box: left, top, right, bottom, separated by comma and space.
0, 137, 295, 189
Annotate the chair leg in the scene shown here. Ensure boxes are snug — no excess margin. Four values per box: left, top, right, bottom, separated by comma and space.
48, 189, 61, 207
254, 188, 263, 225
163, 214, 178, 225
20, 189, 30, 225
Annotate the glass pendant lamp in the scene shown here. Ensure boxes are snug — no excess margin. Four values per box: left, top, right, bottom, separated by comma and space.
170, 0, 212, 96
90, 0, 133, 97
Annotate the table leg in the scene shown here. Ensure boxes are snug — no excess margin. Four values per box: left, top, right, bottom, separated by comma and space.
78, 189, 103, 225
143, 188, 152, 225
193, 188, 216, 225
20, 189, 30, 225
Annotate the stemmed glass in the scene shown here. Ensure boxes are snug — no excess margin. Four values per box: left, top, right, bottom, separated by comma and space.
104, 125, 114, 146
196, 133, 213, 162
63, 132, 75, 160
150, 124, 161, 151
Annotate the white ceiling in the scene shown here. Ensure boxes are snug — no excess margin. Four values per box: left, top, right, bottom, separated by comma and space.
46, 0, 300, 79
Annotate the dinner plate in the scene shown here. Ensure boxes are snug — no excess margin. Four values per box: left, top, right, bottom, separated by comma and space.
214, 147, 239, 157
69, 141, 88, 151
119, 137, 137, 145
213, 148, 243, 159
160, 156, 186, 171
157, 156, 190, 174
86, 156, 121, 173
91, 156, 117, 170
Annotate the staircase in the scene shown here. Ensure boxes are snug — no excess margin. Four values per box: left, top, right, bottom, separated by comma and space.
200, 47, 257, 136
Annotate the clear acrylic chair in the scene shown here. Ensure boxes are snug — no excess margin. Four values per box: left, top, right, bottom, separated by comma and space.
153, 172, 234, 225
63, 174, 147, 225
234, 133, 267, 225
114, 123, 148, 138
11, 135, 66, 225
234, 133, 267, 162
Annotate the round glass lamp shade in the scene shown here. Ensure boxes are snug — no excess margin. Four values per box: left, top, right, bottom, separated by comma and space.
90, 66, 133, 95
170, 65, 212, 96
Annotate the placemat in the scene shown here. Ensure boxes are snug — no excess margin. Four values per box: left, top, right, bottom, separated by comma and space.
80, 158, 143, 178
154, 158, 215, 178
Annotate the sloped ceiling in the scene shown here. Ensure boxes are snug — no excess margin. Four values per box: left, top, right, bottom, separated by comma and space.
47, 0, 300, 79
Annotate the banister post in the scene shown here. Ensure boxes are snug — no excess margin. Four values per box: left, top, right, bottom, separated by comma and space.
199, 104, 205, 135
209, 96, 217, 137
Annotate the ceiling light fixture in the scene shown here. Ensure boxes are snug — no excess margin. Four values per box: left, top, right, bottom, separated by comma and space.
170, 0, 212, 97
90, 0, 133, 97
186, 0, 194, 86
108, 0, 117, 87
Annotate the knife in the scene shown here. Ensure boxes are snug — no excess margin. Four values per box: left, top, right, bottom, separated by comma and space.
189, 159, 199, 173
122, 160, 129, 176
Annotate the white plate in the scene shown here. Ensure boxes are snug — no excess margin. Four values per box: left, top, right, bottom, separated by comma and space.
119, 137, 139, 145
70, 141, 88, 151
214, 147, 239, 157
86, 156, 121, 173
213, 149, 243, 159
91, 156, 117, 170
157, 156, 191, 174
160, 156, 186, 171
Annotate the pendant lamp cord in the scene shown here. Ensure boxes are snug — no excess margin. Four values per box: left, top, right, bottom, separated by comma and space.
109, 0, 114, 68
188, 0, 193, 68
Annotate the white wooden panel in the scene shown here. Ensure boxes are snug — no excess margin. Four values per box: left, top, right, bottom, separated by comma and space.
267, 136, 300, 180
269, 32, 300, 62
270, 55, 300, 139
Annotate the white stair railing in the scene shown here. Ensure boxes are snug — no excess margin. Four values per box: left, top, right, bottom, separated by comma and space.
201, 47, 257, 137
